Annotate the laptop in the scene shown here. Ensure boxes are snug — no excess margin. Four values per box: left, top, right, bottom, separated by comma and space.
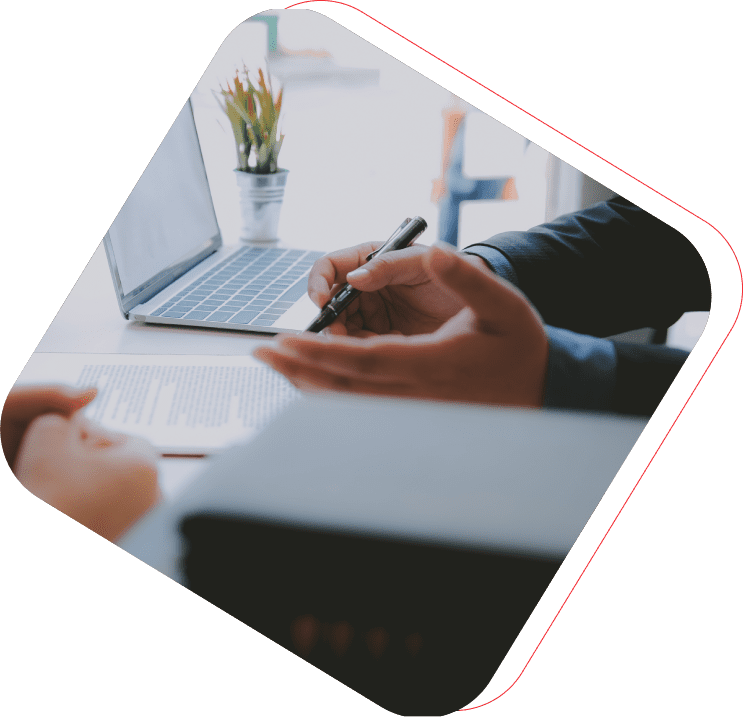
103, 99, 322, 334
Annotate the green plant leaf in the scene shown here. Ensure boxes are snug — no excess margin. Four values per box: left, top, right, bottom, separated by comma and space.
218, 66, 284, 173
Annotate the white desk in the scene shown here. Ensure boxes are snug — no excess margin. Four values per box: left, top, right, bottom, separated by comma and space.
28, 80, 454, 497
34, 80, 455, 358
32, 239, 292, 498
35, 242, 277, 357
29, 77, 695, 503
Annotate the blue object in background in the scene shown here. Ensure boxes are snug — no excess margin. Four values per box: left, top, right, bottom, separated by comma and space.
438, 117, 515, 247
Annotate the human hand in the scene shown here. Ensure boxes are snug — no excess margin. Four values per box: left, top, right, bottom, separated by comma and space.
12, 412, 159, 542
1, 385, 97, 471
256, 247, 549, 408
308, 241, 489, 338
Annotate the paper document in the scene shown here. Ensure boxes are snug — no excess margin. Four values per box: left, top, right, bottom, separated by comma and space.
17, 353, 299, 455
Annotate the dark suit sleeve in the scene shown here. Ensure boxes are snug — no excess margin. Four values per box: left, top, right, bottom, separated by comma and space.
610, 342, 692, 415
462, 196, 711, 416
464, 195, 711, 337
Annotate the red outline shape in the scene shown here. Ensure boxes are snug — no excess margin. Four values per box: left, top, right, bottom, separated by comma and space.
283, 1, 743, 710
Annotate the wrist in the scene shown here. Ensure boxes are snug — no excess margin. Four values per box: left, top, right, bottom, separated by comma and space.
461, 246, 519, 286
459, 252, 491, 272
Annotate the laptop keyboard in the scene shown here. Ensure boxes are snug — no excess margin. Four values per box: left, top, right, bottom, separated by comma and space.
150, 247, 324, 328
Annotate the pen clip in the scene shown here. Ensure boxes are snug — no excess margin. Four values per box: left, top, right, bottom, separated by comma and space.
365, 218, 412, 262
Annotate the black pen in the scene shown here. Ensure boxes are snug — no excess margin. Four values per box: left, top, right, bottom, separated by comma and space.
305, 216, 428, 333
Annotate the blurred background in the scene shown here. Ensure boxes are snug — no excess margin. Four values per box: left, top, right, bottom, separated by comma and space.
189, 10, 706, 351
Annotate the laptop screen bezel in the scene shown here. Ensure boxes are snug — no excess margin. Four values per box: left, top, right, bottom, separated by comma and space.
102, 99, 222, 319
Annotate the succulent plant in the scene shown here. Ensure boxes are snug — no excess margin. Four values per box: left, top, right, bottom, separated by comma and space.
218, 67, 284, 174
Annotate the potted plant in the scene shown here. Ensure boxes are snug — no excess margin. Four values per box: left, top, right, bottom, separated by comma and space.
218, 67, 287, 242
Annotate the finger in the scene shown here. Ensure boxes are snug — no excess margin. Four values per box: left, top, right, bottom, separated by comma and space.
327, 308, 380, 338
314, 299, 349, 336
10, 412, 72, 479
315, 289, 392, 336
345, 245, 432, 292
307, 242, 383, 306
345, 309, 365, 334
73, 415, 126, 448
318, 312, 384, 338
20, 412, 70, 441
321, 316, 380, 339
2, 386, 97, 470
266, 333, 440, 383
424, 247, 532, 333
105, 433, 160, 467
323, 320, 348, 337
344, 328, 382, 339
354, 291, 394, 335
253, 347, 424, 399
2, 385, 97, 424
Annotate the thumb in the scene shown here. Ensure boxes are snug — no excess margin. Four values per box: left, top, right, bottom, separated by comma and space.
346, 245, 431, 291
2, 385, 97, 472
2, 385, 97, 425
424, 247, 532, 333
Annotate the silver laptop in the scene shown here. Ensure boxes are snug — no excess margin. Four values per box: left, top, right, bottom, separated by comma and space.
103, 100, 321, 334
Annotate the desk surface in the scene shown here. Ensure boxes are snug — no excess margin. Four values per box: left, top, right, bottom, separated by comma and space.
30, 80, 458, 499
28, 76, 694, 503
35, 242, 278, 356
32, 75, 706, 357
34, 82, 451, 356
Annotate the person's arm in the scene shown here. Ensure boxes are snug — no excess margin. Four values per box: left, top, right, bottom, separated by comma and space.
463, 239, 693, 416
464, 195, 711, 336
542, 327, 690, 416
263, 198, 703, 416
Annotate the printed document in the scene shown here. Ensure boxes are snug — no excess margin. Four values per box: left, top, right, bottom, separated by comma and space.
16, 353, 299, 454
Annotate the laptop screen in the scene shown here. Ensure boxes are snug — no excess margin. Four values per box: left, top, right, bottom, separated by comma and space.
107, 100, 220, 296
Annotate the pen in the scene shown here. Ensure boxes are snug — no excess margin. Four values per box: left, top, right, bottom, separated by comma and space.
305, 216, 428, 333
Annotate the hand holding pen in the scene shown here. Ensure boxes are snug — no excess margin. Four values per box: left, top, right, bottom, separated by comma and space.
306, 217, 428, 333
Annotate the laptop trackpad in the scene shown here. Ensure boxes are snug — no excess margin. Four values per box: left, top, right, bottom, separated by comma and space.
275, 292, 321, 332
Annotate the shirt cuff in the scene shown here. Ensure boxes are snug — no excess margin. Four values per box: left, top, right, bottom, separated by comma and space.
544, 327, 618, 411
461, 245, 520, 286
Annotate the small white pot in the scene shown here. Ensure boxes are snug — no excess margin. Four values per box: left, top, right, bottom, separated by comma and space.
234, 168, 289, 243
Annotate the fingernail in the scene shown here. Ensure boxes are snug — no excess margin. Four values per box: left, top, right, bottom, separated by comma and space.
274, 335, 299, 351
347, 267, 369, 281
78, 387, 97, 404
279, 339, 309, 354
